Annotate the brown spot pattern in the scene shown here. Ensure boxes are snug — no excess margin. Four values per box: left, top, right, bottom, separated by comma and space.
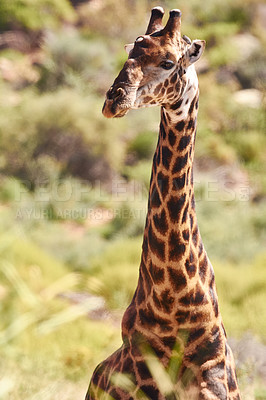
87, 19, 240, 400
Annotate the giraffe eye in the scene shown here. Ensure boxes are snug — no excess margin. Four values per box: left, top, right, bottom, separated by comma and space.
160, 60, 175, 70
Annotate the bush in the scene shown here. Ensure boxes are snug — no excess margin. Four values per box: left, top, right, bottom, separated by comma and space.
103, 200, 146, 240
38, 32, 114, 93
0, 0, 76, 31
123, 160, 152, 189
234, 131, 265, 164
77, 0, 148, 41
0, 177, 26, 203
207, 41, 239, 68
0, 88, 124, 186
215, 253, 266, 340
184, 0, 251, 27
127, 130, 157, 162
87, 236, 141, 309
197, 198, 266, 264
234, 51, 266, 90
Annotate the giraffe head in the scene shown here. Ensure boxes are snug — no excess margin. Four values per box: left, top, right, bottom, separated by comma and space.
102, 7, 205, 118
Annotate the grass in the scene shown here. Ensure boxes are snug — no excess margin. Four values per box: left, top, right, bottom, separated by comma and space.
215, 254, 266, 339
196, 197, 266, 263
0, 226, 121, 399
0, 318, 120, 400
87, 237, 141, 309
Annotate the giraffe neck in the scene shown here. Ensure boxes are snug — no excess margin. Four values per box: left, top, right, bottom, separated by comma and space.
122, 66, 219, 342
147, 83, 199, 266
144, 65, 204, 289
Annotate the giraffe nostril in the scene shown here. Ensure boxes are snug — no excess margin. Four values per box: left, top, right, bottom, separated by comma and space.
107, 89, 113, 100
107, 87, 125, 101
113, 87, 125, 99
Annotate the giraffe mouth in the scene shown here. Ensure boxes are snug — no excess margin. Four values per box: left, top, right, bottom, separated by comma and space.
113, 108, 129, 118
102, 83, 151, 117
102, 99, 130, 118
102, 85, 138, 118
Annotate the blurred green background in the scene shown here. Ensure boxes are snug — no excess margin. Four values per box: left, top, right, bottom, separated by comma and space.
0, 0, 265, 399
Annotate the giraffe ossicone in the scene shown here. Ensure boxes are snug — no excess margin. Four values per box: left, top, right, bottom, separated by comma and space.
86, 7, 241, 400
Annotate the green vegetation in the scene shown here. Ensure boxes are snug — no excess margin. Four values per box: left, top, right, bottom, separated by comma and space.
0, 0, 75, 31
0, 0, 265, 398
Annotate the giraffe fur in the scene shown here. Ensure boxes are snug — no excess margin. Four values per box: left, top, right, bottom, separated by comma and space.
86, 7, 241, 400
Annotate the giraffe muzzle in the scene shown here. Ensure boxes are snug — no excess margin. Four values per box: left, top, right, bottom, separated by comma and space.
102, 98, 129, 118
102, 85, 136, 118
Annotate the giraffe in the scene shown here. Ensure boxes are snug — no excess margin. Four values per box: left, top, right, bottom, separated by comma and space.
86, 7, 241, 400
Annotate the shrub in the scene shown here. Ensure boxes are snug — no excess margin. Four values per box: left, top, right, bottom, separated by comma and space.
0, 88, 124, 186
87, 237, 141, 309
127, 130, 157, 162
0, 177, 26, 203
103, 200, 146, 240
123, 160, 152, 189
184, 0, 251, 27
207, 41, 239, 68
38, 32, 114, 93
77, 0, 148, 41
0, 0, 76, 31
234, 51, 266, 90
215, 253, 266, 340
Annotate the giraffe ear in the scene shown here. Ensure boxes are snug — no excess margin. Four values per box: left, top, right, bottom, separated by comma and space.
185, 40, 205, 65
124, 43, 134, 55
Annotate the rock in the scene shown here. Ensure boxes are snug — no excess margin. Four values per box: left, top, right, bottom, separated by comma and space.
0, 57, 39, 87
195, 56, 210, 74
233, 88, 263, 108
229, 334, 266, 381
255, 3, 266, 31
231, 33, 261, 61
59, 291, 114, 323
216, 66, 239, 87
0, 30, 42, 53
